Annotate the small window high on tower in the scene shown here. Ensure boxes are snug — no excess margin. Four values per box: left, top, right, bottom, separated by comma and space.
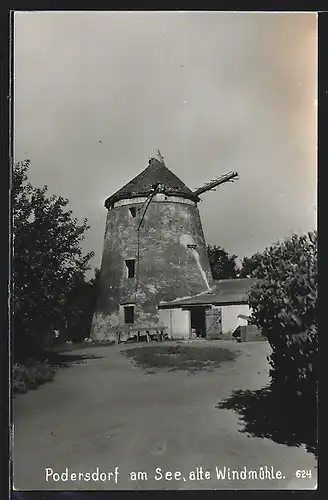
125, 259, 136, 278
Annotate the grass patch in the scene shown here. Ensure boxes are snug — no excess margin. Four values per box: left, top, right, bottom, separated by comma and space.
13, 361, 55, 394
122, 344, 238, 373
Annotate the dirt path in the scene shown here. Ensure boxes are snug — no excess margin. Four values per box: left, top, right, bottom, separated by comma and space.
13, 341, 317, 491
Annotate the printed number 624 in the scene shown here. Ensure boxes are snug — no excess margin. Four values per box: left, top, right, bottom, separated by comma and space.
296, 470, 312, 479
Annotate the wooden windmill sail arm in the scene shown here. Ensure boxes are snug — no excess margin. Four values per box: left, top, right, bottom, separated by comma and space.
193, 171, 238, 196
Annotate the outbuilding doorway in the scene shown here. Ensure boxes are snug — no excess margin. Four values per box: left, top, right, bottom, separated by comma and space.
190, 307, 207, 338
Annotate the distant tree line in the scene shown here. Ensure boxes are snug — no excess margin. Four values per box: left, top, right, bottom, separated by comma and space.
207, 244, 272, 280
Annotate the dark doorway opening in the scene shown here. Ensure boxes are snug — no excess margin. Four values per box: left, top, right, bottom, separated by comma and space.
124, 305, 135, 324
190, 307, 206, 338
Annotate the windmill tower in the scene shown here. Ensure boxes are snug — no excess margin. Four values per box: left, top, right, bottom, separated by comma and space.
91, 153, 238, 341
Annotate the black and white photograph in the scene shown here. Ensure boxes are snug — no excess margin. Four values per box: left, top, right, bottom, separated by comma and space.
12, 10, 317, 491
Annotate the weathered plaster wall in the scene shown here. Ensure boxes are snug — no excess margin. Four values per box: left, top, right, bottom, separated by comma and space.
159, 309, 172, 337
221, 304, 251, 334
237, 315, 248, 327
170, 309, 191, 339
91, 196, 213, 340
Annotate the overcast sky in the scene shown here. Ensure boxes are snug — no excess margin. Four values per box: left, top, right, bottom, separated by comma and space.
14, 11, 317, 269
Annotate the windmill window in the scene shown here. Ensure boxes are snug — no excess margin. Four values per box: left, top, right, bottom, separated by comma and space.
124, 305, 135, 324
125, 259, 136, 278
129, 207, 137, 218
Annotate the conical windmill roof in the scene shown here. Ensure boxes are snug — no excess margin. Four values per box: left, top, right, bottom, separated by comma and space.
105, 157, 199, 207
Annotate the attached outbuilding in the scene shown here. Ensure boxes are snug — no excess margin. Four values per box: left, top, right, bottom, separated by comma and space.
158, 278, 263, 340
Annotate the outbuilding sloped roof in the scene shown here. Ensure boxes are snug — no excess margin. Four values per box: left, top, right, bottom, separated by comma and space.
237, 314, 251, 321
105, 157, 199, 207
158, 278, 260, 309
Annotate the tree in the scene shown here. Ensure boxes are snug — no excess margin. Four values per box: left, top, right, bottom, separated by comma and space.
13, 160, 94, 359
248, 232, 317, 403
207, 245, 238, 280
239, 253, 267, 278
62, 268, 100, 342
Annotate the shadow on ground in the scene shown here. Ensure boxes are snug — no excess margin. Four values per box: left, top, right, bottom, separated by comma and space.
122, 344, 239, 374
44, 352, 104, 368
23, 348, 104, 369
217, 384, 317, 457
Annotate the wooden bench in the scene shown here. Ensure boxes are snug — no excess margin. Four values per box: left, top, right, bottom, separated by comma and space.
110, 325, 168, 344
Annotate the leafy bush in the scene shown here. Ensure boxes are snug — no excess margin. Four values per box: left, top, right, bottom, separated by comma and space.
248, 232, 317, 403
13, 361, 55, 394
